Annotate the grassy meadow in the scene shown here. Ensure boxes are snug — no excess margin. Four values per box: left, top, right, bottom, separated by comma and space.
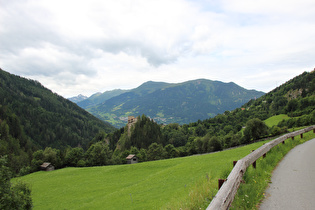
16, 140, 271, 210
264, 114, 289, 127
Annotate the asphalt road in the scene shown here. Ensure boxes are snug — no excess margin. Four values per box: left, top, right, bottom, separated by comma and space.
259, 138, 315, 210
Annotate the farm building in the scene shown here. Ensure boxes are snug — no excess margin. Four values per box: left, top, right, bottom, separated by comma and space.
40, 162, 55, 171
126, 154, 138, 164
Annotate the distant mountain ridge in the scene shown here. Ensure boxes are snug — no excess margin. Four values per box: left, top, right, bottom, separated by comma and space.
77, 89, 128, 109
78, 79, 265, 127
68, 94, 88, 103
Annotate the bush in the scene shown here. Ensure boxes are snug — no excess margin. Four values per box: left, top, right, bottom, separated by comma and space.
0, 156, 32, 210
18, 166, 31, 177
207, 136, 222, 152
77, 160, 86, 167
243, 118, 269, 141
270, 126, 282, 136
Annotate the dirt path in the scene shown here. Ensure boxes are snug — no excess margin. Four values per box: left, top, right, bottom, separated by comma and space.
259, 138, 315, 210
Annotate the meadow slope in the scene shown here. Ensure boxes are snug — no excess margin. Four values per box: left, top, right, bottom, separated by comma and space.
17, 140, 270, 209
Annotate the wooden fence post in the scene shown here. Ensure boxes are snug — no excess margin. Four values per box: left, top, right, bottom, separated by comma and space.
218, 179, 225, 189
252, 161, 256, 169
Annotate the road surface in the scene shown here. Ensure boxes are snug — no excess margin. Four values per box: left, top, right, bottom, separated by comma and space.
259, 138, 315, 210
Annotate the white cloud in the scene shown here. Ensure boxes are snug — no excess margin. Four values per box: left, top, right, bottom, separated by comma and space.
0, 0, 314, 97
221, 0, 315, 17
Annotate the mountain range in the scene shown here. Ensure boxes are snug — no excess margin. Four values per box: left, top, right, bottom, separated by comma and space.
73, 79, 265, 127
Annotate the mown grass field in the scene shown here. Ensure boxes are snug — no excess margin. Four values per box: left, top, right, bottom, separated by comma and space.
16, 141, 271, 210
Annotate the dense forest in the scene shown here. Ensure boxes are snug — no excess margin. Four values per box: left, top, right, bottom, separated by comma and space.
1, 69, 314, 177
0, 68, 116, 174
0, 68, 115, 149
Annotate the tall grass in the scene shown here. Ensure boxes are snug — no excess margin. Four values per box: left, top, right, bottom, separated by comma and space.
164, 167, 232, 210
230, 129, 315, 209
163, 173, 217, 210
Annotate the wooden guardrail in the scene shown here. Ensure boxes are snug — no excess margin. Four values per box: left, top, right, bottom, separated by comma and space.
206, 125, 315, 210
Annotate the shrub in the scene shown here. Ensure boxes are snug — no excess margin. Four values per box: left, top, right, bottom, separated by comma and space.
0, 156, 32, 210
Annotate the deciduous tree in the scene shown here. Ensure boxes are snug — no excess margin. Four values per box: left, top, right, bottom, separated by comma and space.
0, 156, 32, 210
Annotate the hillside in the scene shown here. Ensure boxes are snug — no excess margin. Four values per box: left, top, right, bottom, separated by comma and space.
241, 70, 315, 123
188, 70, 315, 145
0, 68, 116, 150
84, 79, 264, 127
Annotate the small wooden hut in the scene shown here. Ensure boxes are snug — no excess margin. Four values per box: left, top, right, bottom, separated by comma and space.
126, 154, 138, 164
40, 162, 55, 171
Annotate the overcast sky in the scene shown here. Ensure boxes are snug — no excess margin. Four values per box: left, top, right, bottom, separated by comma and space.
1, 0, 314, 98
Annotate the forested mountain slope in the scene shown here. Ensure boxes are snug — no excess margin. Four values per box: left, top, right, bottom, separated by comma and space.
0, 68, 116, 149
86, 79, 264, 127
190, 70, 315, 144
241, 70, 315, 122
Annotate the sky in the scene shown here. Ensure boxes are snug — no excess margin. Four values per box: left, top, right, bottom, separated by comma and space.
1, 0, 315, 98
